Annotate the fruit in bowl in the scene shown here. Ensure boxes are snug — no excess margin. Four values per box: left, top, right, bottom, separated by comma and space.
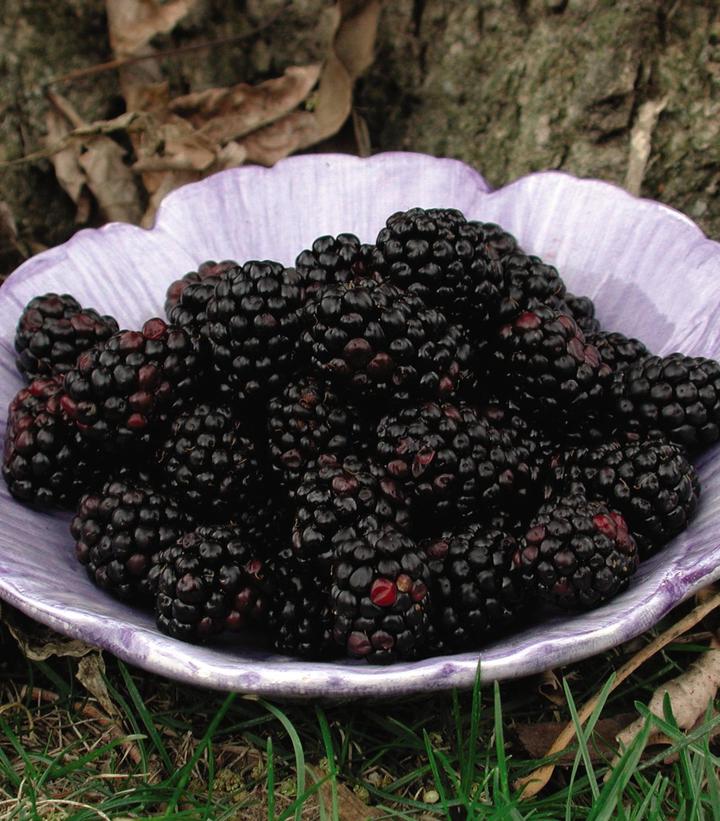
2, 198, 713, 666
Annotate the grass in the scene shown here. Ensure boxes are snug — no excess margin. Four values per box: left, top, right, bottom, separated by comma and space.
1, 606, 719, 820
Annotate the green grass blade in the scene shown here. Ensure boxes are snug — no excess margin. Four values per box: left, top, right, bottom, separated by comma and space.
315, 707, 339, 821
563, 678, 599, 800
259, 699, 306, 821
423, 729, 451, 819
493, 681, 510, 805
462, 660, 482, 799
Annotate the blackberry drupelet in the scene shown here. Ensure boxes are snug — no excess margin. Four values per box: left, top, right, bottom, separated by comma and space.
268, 548, 337, 659
158, 403, 259, 521
498, 253, 567, 322
267, 376, 362, 493
376, 207, 505, 328
300, 278, 470, 401
422, 523, 526, 654
3, 376, 105, 508
62, 318, 202, 453
292, 454, 410, 568
331, 522, 431, 663
72, 476, 190, 604
610, 353, 720, 449
515, 492, 639, 609
234, 492, 291, 559
493, 305, 611, 428
483, 222, 520, 259
560, 435, 700, 556
294, 234, 384, 297
15, 293, 119, 381
586, 330, 649, 373
164, 260, 237, 317
563, 292, 600, 335
476, 395, 555, 460
155, 525, 272, 642
206, 261, 303, 407
375, 402, 542, 525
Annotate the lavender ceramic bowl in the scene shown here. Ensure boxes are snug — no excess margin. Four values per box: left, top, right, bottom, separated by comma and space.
1, 153, 720, 699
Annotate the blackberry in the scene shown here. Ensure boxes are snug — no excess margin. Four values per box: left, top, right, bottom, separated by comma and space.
483, 222, 520, 259
206, 261, 303, 406
331, 522, 431, 663
3, 376, 104, 508
560, 435, 700, 555
610, 353, 720, 449
72, 477, 190, 604
158, 403, 258, 521
515, 493, 638, 610
563, 292, 600, 335
155, 525, 272, 642
267, 376, 362, 493
375, 402, 542, 525
235, 493, 291, 559
300, 278, 470, 401
62, 318, 202, 453
292, 454, 410, 568
294, 234, 384, 297
268, 548, 337, 659
476, 395, 555, 461
15, 293, 118, 381
164, 260, 237, 318
586, 330, 649, 373
376, 207, 505, 328
493, 305, 611, 428
422, 523, 526, 654
498, 253, 567, 321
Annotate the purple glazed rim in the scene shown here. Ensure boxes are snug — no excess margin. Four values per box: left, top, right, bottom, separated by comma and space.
0, 152, 719, 699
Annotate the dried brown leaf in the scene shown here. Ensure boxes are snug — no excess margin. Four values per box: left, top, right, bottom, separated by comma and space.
538, 669, 564, 706
311, 767, 382, 820
0, 201, 25, 279
76, 652, 119, 717
169, 65, 322, 144
334, 0, 381, 77
106, 0, 199, 57
44, 108, 90, 221
79, 137, 143, 224
7, 619, 96, 662
515, 714, 636, 763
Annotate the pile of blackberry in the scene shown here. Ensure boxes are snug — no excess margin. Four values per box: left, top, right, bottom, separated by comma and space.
4, 209, 715, 664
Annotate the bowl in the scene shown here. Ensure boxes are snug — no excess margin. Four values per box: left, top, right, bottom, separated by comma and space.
1, 152, 719, 699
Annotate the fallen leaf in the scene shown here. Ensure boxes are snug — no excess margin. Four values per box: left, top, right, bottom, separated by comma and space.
80, 137, 144, 223
44, 108, 92, 222
625, 97, 669, 195
311, 766, 382, 820
169, 65, 322, 145
76, 652, 119, 716
106, 0, 199, 58
538, 669, 564, 706
335, 0, 381, 77
0, 201, 25, 279
6, 617, 97, 662
515, 714, 636, 763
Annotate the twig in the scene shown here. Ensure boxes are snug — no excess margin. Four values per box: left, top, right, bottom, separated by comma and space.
517, 587, 720, 799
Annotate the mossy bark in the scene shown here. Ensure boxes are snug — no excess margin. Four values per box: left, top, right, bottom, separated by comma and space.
0, 0, 718, 277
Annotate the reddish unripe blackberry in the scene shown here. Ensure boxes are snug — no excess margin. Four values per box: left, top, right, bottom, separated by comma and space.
62, 318, 202, 453
300, 278, 470, 401
295, 233, 384, 297
559, 435, 700, 556
268, 549, 337, 659
376, 207, 505, 329
267, 376, 362, 494
422, 523, 526, 653
206, 261, 303, 406
3, 376, 105, 508
292, 454, 410, 568
164, 260, 237, 318
610, 353, 720, 449
15, 293, 118, 381
158, 403, 259, 521
331, 523, 431, 663
493, 305, 611, 428
375, 402, 543, 525
498, 253, 567, 321
515, 493, 638, 610
155, 525, 272, 642
72, 477, 191, 604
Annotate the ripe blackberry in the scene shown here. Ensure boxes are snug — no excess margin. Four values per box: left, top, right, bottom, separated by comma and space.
476, 395, 555, 461
294, 234, 384, 297
300, 278, 470, 401
268, 549, 337, 659
72, 477, 190, 604
483, 222, 520, 259
563, 292, 600, 335
235, 493, 291, 559
164, 260, 237, 318
375, 402, 542, 525
586, 330, 649, 373
422, 523, 526, 654
15, 293, 118, 381
267, 376, 362, 493
376, 207, 505, 328
331, 523, 431, 663
560, 436, 700, 555
62, 318, 202, 453
158, 403, 259, 521
515, 493, 638, 610
3, 376, 104, 508
610, 353, 720, 449
292, 455, 410, 568
206, 261, 303, 406
493, 306, 611, 427
155, 525, 272, 642
498, 253, 567, 321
